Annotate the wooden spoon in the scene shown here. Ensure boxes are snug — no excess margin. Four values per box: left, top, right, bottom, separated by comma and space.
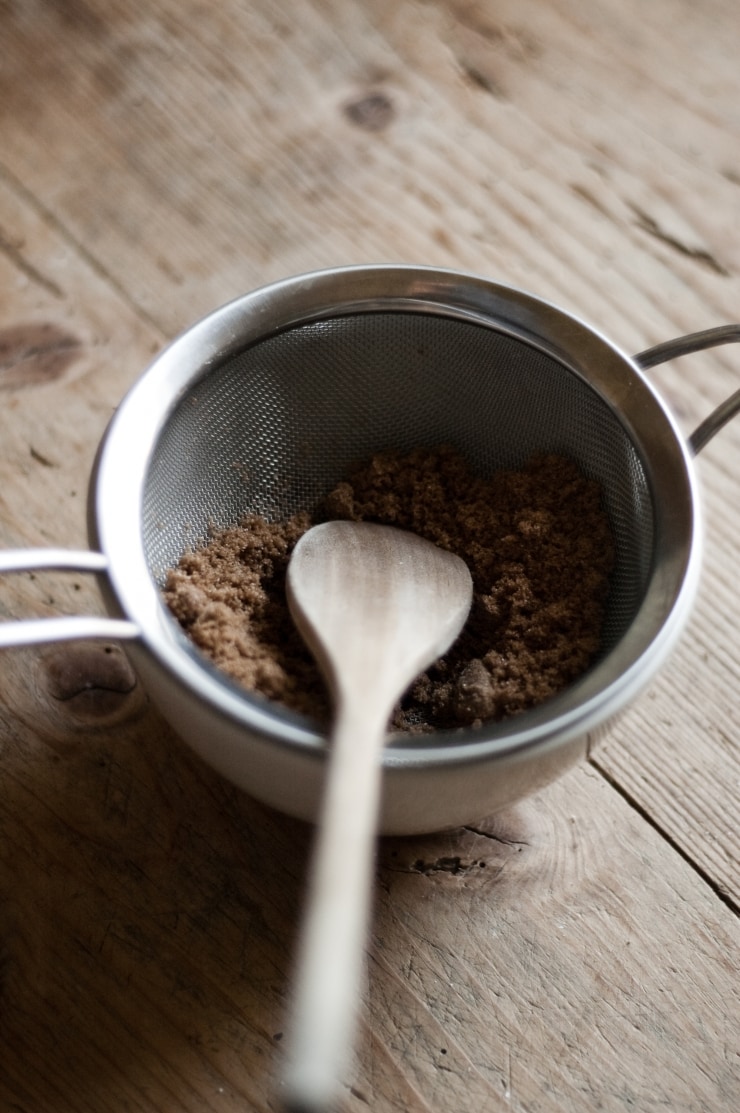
282, 520, 473, 1112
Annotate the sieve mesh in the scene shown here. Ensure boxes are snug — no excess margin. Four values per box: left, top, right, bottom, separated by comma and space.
142, 311, 654, 654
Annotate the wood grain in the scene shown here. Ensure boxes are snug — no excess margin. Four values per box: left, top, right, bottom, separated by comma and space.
1, 0, 740, 1109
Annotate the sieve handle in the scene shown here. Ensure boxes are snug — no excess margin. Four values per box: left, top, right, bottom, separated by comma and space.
0, 549, 140, 648
635, 323, 740, 455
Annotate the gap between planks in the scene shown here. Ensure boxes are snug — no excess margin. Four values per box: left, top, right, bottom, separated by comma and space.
588, 753, 740, 917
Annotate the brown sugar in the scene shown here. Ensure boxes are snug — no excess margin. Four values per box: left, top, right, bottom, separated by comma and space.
163, 447, 615, 732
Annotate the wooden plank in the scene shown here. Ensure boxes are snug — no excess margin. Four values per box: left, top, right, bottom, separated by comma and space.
370, 767, 740, 1112
0, 170, 160, 637
1, 684, 738, 1112
1, 1, 740, 1109
1, 0, 737, 343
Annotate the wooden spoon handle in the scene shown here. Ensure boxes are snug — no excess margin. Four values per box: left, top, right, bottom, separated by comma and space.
282, 701, 388, 1113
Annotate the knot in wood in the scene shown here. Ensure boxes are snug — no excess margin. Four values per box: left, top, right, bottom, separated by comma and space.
0, 323, 82, 388
41, 642, 138, 719
343, 90, 395, 131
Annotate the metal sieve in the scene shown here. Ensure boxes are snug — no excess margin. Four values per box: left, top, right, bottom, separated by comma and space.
2, 265, 739, 834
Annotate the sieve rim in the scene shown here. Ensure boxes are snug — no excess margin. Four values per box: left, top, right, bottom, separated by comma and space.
90, 264, 702, 770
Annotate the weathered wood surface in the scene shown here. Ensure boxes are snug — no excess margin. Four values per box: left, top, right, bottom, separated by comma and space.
1, 0, 739, 1110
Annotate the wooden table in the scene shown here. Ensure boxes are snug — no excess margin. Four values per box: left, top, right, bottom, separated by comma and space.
1, 2, 739, 1109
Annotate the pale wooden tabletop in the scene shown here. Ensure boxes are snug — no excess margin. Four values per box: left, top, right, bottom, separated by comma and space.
1, 1, 739, 1110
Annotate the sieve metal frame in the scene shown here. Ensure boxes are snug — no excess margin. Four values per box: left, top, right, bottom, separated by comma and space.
89, 264, 702, 775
